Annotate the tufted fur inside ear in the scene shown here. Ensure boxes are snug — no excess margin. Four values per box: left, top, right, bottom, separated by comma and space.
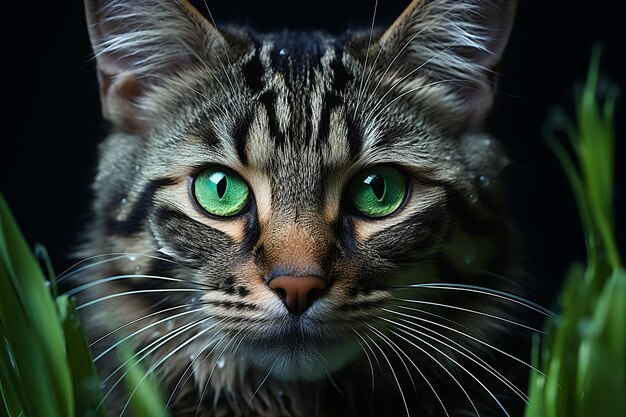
83, 0, 224, 134
379, 0, 517, 127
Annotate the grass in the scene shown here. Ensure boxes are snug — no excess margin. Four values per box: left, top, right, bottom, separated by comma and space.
524, 48, 625, 417
0, 193, 170, 417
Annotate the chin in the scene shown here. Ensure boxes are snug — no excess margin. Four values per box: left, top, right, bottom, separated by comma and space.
242, 334, 361, 381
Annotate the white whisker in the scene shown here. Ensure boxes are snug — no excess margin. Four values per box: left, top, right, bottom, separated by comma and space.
350, 327, 376, 394
367, 79, 463, 125
118, 318, 229, 417
354, 0, 379, 119
77, 288, 204, 310
393, 296, 544, 333
364, 322, 451, 417
195, 328, 245, 417
362, 332, 410, 417
380, 317, 512, 417
97, 316, 217, 413
390, 282, 555, 317
91, 303, 197, 347
381, 310, 529, 403
94, 306, 207, 362
387, 305, 544, 377
244, 366, 273, 417
65, 274, 207, 297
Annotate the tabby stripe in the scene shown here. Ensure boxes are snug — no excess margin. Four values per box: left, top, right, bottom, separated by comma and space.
105, 178, 176, 236
317, 93, 343, 146
231, 111, 253, 165
374, 206, 448, 262
345, 116, 363, 161
329, 48, 353, 92
259, 90, 285, 147
242, 48, 265, 95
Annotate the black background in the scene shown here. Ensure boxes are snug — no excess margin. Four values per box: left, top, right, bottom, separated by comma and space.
2, 1, 624, 308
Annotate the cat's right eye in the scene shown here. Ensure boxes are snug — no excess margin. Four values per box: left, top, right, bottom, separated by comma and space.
193, 167, 250, 217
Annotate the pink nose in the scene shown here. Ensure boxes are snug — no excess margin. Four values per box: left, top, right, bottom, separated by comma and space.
269, 275, 327, 315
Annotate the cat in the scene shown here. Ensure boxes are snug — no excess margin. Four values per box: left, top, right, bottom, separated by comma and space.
74, 0, 536, 416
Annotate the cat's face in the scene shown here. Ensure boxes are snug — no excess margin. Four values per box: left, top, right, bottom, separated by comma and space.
82, 0, 517, 385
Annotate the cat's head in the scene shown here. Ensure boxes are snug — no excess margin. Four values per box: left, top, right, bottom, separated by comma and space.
83, 0, 517, 381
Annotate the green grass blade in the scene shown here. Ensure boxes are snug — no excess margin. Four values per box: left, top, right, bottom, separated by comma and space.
57, 296, 108, 417
525, 47, 624, 417
119, 343, 172, 417
0, 194, 73, 417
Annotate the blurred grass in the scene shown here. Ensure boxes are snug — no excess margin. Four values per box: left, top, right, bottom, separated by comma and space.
525, 48, 625, 417
0, 193, 170, 417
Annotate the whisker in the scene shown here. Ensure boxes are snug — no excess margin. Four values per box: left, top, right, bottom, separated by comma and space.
201, 0, 243, 95
94, 305, 208, 362
363, 47, 451, 122
166, 322, 236, 415
350, 327, 376, 394
77, 288, 204, 310
360, 6, 460, 117
65, 274, 208, 297
389, 282, 555, 318
354, 0, 379, 118
362, 332, 411, 417
386, 305, 544, 377
381, 310, 529, 403
97, 316, 217, 412
100, 316, 213, 389
392, 297, 544, 334
363, 322, 451, 417
380, 317, 512, 417
55, 252, 179, 285
244, 366, 274, 417
367, 79, 463, 125
195, 328, 245, 417
90, 302, 198, 348
117, 318, 229, 417
313, 348, 346, 400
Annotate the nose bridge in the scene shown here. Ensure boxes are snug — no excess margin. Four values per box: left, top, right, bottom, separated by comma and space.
264, 214, 330, 272
262, 213, 333, 315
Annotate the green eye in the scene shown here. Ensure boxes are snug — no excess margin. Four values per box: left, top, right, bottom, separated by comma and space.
347, 166, 407, 218
193, 167, 250, 217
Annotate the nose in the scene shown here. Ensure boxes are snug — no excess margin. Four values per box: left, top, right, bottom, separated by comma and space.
269, 274, 327, 316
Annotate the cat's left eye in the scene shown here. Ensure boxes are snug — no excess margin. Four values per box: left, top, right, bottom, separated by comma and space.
346, 166, 407, 218
193, 167, 250, 217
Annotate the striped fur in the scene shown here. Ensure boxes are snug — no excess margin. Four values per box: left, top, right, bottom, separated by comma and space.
76, 1, 528, 416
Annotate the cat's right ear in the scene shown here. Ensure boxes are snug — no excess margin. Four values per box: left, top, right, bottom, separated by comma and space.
84, 0, 224, 134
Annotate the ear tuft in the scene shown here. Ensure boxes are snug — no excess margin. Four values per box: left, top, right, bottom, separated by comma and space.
378, 0, 517, 125
84, 0, 223, 133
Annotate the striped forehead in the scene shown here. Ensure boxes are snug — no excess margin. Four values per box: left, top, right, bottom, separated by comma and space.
231, 32, 359, 207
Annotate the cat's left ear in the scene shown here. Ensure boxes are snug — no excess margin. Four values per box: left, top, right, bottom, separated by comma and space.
378, 0, 517, 129
84, 0, 224, 134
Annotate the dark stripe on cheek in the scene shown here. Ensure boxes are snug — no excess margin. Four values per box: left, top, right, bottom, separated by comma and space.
368, 205, 448, 265
105, 178, 176, 236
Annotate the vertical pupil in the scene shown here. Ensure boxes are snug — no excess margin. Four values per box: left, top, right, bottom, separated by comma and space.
216, 176, 227, 199
369, 175, 385, 200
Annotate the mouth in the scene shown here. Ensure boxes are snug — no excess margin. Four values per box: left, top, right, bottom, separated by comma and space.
239, 317, 361, 381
